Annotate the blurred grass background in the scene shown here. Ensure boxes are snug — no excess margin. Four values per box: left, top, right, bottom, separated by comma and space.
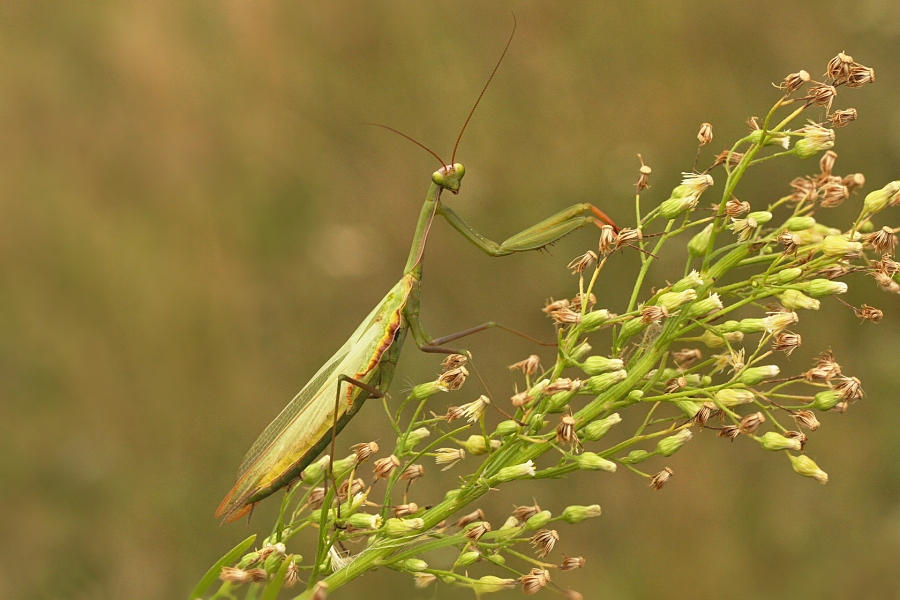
1, 1, 899, 598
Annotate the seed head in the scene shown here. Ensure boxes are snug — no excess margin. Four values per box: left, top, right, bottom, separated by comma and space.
649, 467, 674, 490
673, 348, 702, 368
560, 555, 586, 571
441, 353, 468, 370
438, 366, 469, 390
807, 350, 842, 382
509, 355, 541, 377
842, 172, 865, 193
530, 529, 559, 558
834, 375, 863, 400
570, 292, 597, 312
337, 478, 365, 502
865, 226, 897, 255
789, 176, 817, 203
819, 181, 849, 208
521, 568, 551, 595
598, 225, 617, 255
697, 122, 714, 145
829, 108, 858, 128
717, 425, 741, 441
690, 402, 714, 427
284, 562, 300, 589
793, 410, 821, 431
393, 502, 419, 518
454, 509, 485, 529
826, 52, 854, 81
855, 304, 883, 322
713, 148, 744, 168
373, 455, 400, 479
545, 378, 576, 394
551, 308, 582, 325
636, 154, 652, 192
399, 464, 425, 482
614, 227, 643, 250
511, 389, 533, 408
779, 69, 810, 93
543, 298, 570, 315
773, 332, 802, 355
463, 520, 492, 542
725, 197, 751, 217
846, 65, 875, 88
807, 83, 837, 112
739, 411, 766, 434
351, 441, 379, 464
567, 250, 598, 274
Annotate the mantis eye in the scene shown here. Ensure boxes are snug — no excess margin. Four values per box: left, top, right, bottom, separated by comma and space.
432, 163, 466, 194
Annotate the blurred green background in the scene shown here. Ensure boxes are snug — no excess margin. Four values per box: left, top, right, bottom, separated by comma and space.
2, 1, 899, 599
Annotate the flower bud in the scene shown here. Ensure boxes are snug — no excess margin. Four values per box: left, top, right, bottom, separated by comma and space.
384, 518, 425, 537
576, 452, 617, 472
671, 270, 704, 292
583, 369, 627, 394
656, 429, 693, 456
495, 460, 536, 483
582, 356, 624, 376
805, 279, 848, 297
735, 318, 767, 334
473, 576, 517, 594
675, 400, 702, 418
779, 289, 820, 311
757, 431, 802, 451
748, 129, 790, 149
618, 317, 647, 340
657, 290, 698, 312
794, 126, 835, 159
346, 512, 383, 529
688, 224, 714, 257
546, 387, 581, 413
784, 216, 817, 231
582, 413, 622, 441
747, 210, 773, 225
713, 388, 755, 407
698, 329, 744, 348
716, 320, 740, 333
764, 311, 799, 333
575, 309, 611, 334
659, 194, 699, 220
402, 427, 431, 452
739, 365, 780, 385
620, 449, 651, 464
486, 553, 506, 566
410, 380, 448, 401
628, 389, 645, 401
570, 340, 592, 361
332, 454, 358, 479
813, 390, 842, 411
863, 181, 900, 214
399, 558, 429, 572
821, 235, 863, 257
524, 510, 553, 530
494, 419, 520, 437
686, 293, 723, 318
788, 454, 828, 484
463, 435, 501, 456
561, 504, 602, 524
456, 551, 481, 567
774, 267, 803, 284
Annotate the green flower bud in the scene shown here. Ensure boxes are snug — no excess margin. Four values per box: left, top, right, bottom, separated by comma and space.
860, 220, 875, 233
301, 455, 332, 483
402, 427, 431, 453
779, 289, 820, 311
758, 431, 802, 451
583, 369, 627, 393
784, 216, 817, 231
813, 223, 842, 236
735, 318, 767, 334
700, 375, 712, 386
686, 293, 723, 318
524, 510, 552, 530
346, 513, 383, 529
332, 454, 358, 479
493, 419, 520, 437
863, 181, 900, 214
444, 489, 461, 502
620, 449, 651, 464
440, 574, 457, 584
659, 194, 699, 219
794, 126, 835, 159
716, 320, 741, 333
463, 435, 501, 456
570, 340, 592, 361
486, 554, 505, 566
561, 504, 602, 524
698, 329, 744, 348
582, 356, 625, 376
764, 311, 799, 333
658, 290, 698, 312
739, 365, 780, 385
774, 268, 803, 284
473, 575, 517, 594
821, 235, 863, 257
237, 551, 261, 569
263, 547, 286, 574
400, 558, 429, 572
582, 413, 622, 441
628, 389, 645, 401
675, 400, 702, 418
618, 317, 648, 340
384, 517, 425, 537
456, 551, 481, 567
495, 460, 536, 482
576, 309, 611, 333
748, 129, 790, 148
499, 516, 519, 530
713, 388, 755, 407
805, 279, 848, 297
410, 380, 448, 401
748, 210, 773, 225
788, 453, 828, 484
688, 224, 714, 257
576, 452, 617, 472
813, 390, 842, 411
671, 270, 704, 292
656, 429, 693, 456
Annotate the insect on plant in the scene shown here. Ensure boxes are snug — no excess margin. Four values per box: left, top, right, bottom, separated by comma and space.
215, 21, 618, 524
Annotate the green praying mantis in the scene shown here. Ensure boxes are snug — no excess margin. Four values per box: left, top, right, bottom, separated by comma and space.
216, 25, 618, 523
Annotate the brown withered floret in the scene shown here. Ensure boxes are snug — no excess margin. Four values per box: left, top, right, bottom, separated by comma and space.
778, 69, 810, 93
530, 529, 559, 558
649, 467, 674, 490
855, 304, 883, 323
793, 410, 821, 431
829, 108, 858, 128
739, 411, 766, 434
636, 154, 652, 192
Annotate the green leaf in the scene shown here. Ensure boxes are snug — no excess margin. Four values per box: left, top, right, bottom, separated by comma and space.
189, 534, 257, 600
260, 554, 292, 600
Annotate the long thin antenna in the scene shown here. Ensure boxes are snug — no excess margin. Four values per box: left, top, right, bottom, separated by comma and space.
451, 14, 517, 165
364, 123, 447, 168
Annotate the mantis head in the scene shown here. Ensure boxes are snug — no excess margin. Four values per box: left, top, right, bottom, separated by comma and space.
432, 163, 466, 194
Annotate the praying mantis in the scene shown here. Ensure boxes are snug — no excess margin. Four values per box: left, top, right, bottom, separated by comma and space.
215, 25, 617, 523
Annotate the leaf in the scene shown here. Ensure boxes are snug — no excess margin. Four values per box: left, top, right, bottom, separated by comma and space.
189, 534, 257, 600
260, 554, 292, 600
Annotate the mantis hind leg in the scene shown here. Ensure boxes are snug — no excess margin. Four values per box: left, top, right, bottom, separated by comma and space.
327, 375, 384, 519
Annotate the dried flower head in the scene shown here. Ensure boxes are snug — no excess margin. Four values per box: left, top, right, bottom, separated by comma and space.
556, 414, 578, 447
570, 292, 597, 312
649, 467, 674, 490
284, 562, 300, 589
614, 227, 643, 250
713, 149, 744, 168
784, 430, 808, 451
351, 441, 379, 464
400, 464, 425, 482
511, 388, 533, 408
441, 354, 468, 370
220, 566, 269, 584
865, 226, 897, 255
829, 108, 858, 128
834, 375, 863, 400
414, 573, 437, 588
843, 172, 865, 193
690, 402, 714, 427
641, 305, 669, 324
636, 154, 652, 192
779, 69, 810, 93
855, 304, 883, 322
846, 65, 875, 88
819, 181, 849, 208
446, 395, 490, 423
438, 366, 469, 390
455, 509, 485, 529
807, 350, 842, 382
725, 197, 751, 217
530, 529, 559, 558
373, 454, 400, 480
827, 52, 854, 81
337, 478, 365, 501
730, 216, 760, 241
513, 503, 542, 523
551, 308, 582, 325
789, 176, 817, 203
545, 378, 576, 394
793, 410, 821, 431
393, 502, 419, 518
697, 122, 714, 145
464, 520, 492, 542
717, 425, 740, 441
521, 568, 552, 595
598, 225, 617, 255
542, 298, 570, 315
560, 555, 586, 571
568, 250, 598, 274
509, 355, 541, 376
807, 83, 837, 111
665, 376, 687, 393
434, 448, 465, 471
739, 411, 766, 434
673, 348, 702, 368
773, 331, 802, 355
819, 149, 838, 177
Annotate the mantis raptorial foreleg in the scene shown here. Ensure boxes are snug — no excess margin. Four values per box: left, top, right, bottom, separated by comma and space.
438, 202, 616, 256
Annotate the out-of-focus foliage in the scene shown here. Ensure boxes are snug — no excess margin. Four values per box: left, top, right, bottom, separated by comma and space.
1, 2, 899, 599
